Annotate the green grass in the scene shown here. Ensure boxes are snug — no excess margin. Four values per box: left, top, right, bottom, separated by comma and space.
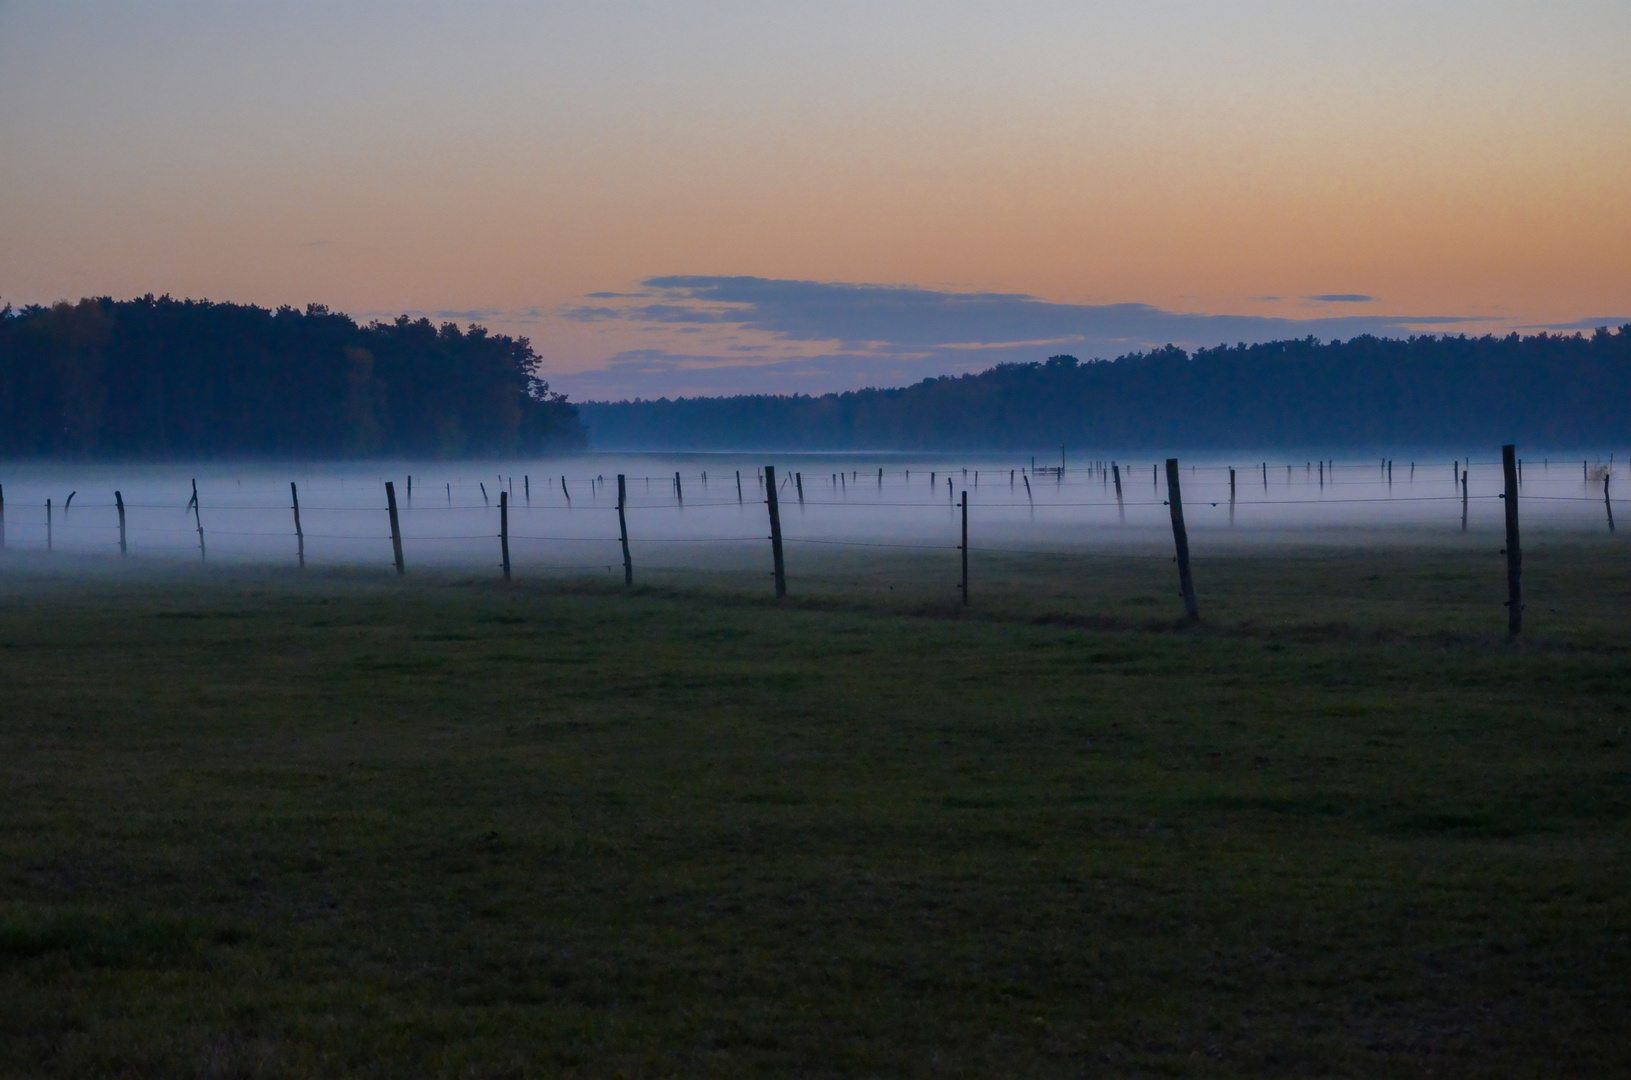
1, 541, 1628, 1076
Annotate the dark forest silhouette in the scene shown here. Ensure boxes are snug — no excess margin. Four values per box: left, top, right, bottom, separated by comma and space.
580, 328, 1631, 450
0, 296, 584, 458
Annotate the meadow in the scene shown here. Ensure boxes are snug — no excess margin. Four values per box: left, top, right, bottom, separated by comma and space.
0, 539, 1627, 1077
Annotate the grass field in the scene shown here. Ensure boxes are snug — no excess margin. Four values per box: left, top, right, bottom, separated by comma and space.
1, 540, 1628, 1077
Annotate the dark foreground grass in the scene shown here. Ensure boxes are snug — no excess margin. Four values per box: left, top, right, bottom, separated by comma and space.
0, 544, 1628, 1077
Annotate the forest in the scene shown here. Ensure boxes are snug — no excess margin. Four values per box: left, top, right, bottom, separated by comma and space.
0, 296, 585, 458
579, 328, 1631, 450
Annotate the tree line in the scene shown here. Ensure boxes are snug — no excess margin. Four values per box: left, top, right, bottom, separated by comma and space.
0, 295, 585, 458
578, 328, 1631, 450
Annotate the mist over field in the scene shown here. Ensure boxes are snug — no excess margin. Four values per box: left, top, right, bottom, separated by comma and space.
2, 452, 1620, 579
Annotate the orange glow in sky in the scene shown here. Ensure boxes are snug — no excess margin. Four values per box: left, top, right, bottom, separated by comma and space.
2, 2, 1627, 398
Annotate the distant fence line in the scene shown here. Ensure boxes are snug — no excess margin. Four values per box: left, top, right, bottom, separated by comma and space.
0, 449, 1619, 638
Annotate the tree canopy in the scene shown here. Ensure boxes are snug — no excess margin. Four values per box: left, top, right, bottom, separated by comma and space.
0, 296, 584, 458
578, 329, 1631, 450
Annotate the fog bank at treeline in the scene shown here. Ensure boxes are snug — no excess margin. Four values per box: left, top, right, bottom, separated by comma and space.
582, 328, 1631, 451
4, 297, 1628, 457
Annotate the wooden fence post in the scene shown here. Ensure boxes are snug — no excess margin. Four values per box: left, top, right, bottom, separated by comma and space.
1501, 444, 1522, 638
0, 483, 5, 550
1461, 469, 1469, 531
1606, 473, 1616, 533
675, 471, 683, 504
617, 474, 633, 585
290, 482, 305, 568
190, 479, 206, 563
385, 481, 405, 575
116, 491, 127, 556
736, 470, 743, 504
407, 475, 412, 501
795, 472, 804, 505
765, 465, 787, 598
959, 490, 969, 605
561, 476, 570, 503
1165, 458, 1198, 621
499, 490, 511, 581
525, 475, 530, 503
46, 498, 52, 552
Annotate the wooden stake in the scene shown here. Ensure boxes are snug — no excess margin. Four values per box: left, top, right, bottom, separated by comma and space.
191, 479, 206, 563
1112, 462, 1124, 521
765, 465, 787, 598
618, 474, 633, 585
736, 470, 743, 503
1501, 444, 1521, 638
499, 491, 511, 581
795, 472, 804, 504
959, 490, 969, 605
480, 482, 489, 505
1606, 473, 1616, 533
290, 482, 304, 568
561, 476, 570, 503
407, 475, 412, 500
525, 475, 530, 503
386, 481, 405, 575
675, 471, 683, 504
0, 482, 5, 550
1165, 458, 1198, 621
46, 498, 52, 552
1461, 469, 1469, 531
116, 490, 127, 556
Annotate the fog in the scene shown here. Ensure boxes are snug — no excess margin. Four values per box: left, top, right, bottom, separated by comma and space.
0, 452, 1620, 574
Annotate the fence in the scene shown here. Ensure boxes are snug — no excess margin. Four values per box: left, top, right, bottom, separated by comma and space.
0, 450, 1621, 637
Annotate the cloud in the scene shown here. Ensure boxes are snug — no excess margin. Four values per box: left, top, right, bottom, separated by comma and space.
432, 308, 506, 320
303, 240, 336, 248
1306, 294, 1375, 303
1513, 317, 1631, 331
578, 275, 1467, 348
557, 348, 968, 401
555, 276, 1490, 398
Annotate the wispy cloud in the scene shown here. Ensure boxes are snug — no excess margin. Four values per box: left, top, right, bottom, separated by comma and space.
567, 275, 1468, 352
1306, 294, 1374, 303
554, 276, 1494, 398
302, 240, 336, 248
1514, 316, 1631, 331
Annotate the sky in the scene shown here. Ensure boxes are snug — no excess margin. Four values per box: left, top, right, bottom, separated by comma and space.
2, 1, 1628, 400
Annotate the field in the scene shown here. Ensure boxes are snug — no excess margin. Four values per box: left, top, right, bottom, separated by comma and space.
1, 540, 1628, 1077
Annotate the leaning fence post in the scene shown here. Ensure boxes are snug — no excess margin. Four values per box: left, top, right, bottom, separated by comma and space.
765, 465, 787, 598
1501, 444, 1522, 638
386, 481, 405, 575
291, 482, 305, 568
116, 491, 128, 556
959, 490, 969, 605
190, 479, 206, 563
1606, 473, 1615, 533
499, 490, 511, 581
1165, 458, 1198, 621
617, 474, 633, 585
